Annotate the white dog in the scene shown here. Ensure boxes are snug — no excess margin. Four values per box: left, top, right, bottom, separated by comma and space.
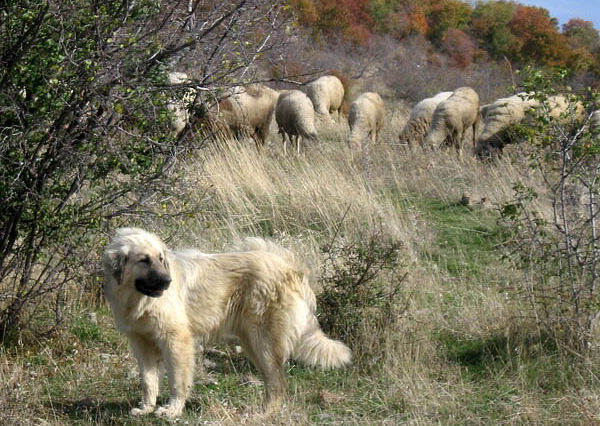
103, 228, 351, 418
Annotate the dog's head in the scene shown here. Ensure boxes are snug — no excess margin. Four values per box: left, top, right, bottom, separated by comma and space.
103, 228, 172, 298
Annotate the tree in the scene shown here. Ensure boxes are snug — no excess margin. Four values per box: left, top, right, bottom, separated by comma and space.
0, 0, 291, 338
302, 0, 375, 45
510, 5, 571, 67
563, 19, 600, 52
425, 0, 472, 46
471, 0, 519, 60
369, 0, 428, 39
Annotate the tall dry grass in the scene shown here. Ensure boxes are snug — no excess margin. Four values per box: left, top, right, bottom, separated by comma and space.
4, 99, 597, 425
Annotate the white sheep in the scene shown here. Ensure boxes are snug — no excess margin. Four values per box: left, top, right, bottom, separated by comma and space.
347, 92, 385, 152
275, 90, 318, 154
474, 93, 539, 157
305, 75, 345, 123
546, 95, 585, 122
398, 91, 453, 149
475, 93, 585, 158
424, 87, 481, 158
217, 84, 280, 148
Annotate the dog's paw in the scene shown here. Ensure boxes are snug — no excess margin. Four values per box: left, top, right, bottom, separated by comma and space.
130, 404, 154, 416
154, 404, 182, 419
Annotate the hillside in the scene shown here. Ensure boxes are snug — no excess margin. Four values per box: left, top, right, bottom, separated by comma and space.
3, 109, 600, 424
1, 1, 600, 425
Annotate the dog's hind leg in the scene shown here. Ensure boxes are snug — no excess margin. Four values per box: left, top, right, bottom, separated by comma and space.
240, 330, 287, 412
128, 334, 162, 416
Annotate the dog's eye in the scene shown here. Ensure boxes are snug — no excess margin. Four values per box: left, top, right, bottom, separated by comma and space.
139, 256, 151, 265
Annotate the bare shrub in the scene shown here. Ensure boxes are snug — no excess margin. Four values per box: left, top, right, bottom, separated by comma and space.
317, 227, 408, 371
498, 67, 600, 355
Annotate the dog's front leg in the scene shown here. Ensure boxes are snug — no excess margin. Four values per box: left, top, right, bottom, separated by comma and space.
154, 332, 195, 419
128, 334, 162, 416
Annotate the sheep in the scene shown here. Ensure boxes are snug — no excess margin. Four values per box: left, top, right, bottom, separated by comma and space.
167, 71, 196, 136
423, 87, 481, 158
305, 75, 345, 123
217, 84, 280, 148
474, 93, 539, 158
475, 93, 585, 158
591, 110, 600, 133
347, 92, 385, 152
398, 91, 453, 149
546, 94, 585, 122
275, 90, 318, 154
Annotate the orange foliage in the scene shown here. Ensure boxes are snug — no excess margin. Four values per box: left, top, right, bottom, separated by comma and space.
409, 6, 429, 36
309, 0, 374, 45
510, 5, 571, 66
425, 0, 472, 44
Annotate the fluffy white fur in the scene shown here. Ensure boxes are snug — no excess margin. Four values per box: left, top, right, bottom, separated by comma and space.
103, 228, 351, 419
424, 87, 481, 158
275, 89, 319, 154
305, 75, 345, 123
399, 91, 453, 148
347, 92, 385, 152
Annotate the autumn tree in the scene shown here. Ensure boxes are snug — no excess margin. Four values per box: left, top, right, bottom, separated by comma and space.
510, 5, 571, 66
563, 19, 600, 52
425, 0, 472, 46
369, 0, 428, 39
471, 0, 519, 60
295, 0, 375, 45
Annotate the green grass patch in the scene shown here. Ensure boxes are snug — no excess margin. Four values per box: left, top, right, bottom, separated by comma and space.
397, 195, 505, 279
435, 330, 510, 375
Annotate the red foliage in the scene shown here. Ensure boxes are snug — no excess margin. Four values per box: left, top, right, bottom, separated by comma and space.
310, 0, 375, 45
442, 28, 475, 68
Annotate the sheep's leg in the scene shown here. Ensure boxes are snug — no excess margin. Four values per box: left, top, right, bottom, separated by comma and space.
280, 130, 288, 155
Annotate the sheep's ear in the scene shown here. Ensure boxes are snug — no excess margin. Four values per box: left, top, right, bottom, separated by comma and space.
103, 246, 128, 285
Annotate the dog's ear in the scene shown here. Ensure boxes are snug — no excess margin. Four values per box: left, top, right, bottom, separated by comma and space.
103, 246, 129, 285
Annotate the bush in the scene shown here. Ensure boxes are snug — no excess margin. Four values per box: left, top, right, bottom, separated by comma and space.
499, 67, 600, 355
317, 228, 408, 370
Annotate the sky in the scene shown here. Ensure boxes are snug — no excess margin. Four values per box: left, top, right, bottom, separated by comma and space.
519, 0, 600, 30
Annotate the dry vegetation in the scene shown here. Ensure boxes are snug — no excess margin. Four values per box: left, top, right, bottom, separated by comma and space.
3, 101, 600, 425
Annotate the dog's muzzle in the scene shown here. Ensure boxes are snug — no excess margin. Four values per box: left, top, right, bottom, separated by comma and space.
135, 269, 172, 298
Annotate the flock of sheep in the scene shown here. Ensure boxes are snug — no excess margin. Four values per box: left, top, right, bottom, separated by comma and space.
169, 71, 596, 159
168, 73, 384, 154
399, 87, 594, 159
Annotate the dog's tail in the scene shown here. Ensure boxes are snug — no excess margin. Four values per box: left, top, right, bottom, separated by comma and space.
293, 276, 351, 369
293, 313, 352, 369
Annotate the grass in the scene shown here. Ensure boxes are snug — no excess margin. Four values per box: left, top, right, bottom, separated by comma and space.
2, 105, 600, 425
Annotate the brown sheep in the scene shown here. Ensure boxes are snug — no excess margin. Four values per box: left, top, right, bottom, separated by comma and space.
217, 84, 280, 148
347, 92, 385, 152
275, 90, 318, 154
305, 75, 345, 123
424, 87, 481, 158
